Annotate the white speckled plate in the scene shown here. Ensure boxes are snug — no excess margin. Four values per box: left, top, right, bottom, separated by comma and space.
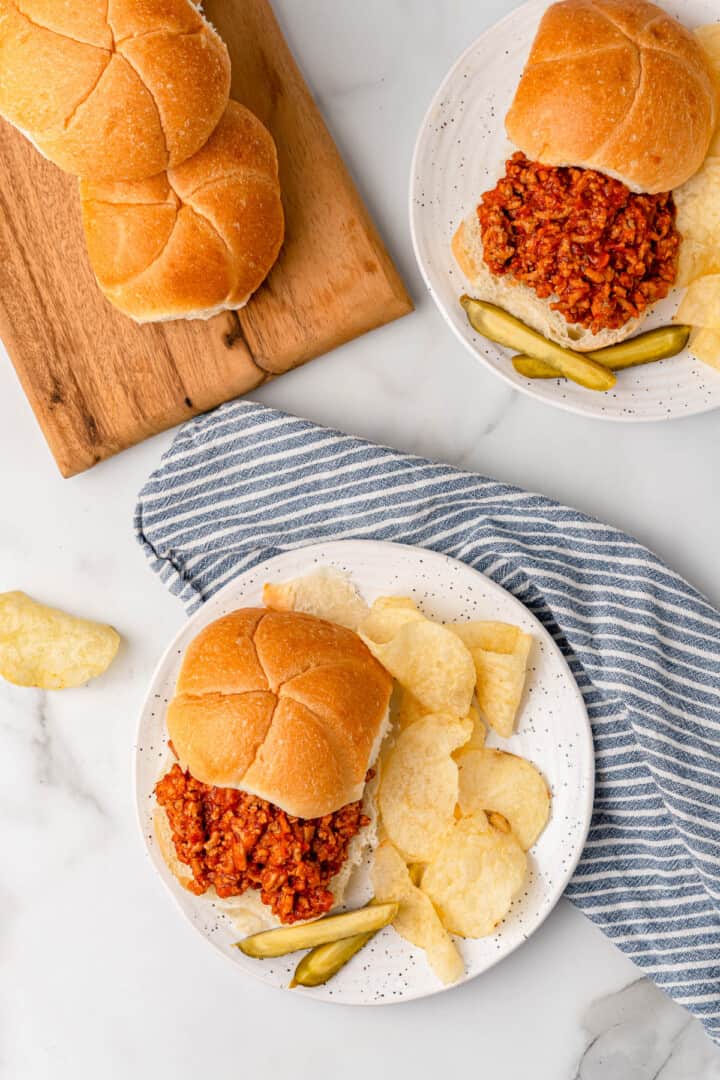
410, 0, 720, 422
135, 540, 594, 1004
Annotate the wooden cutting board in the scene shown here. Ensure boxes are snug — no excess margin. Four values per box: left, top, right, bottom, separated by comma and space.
0, 1, 412, 478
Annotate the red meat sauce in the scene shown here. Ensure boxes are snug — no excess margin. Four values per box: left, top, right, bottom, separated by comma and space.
155, 763, 370, 924
478, 152, 680, 334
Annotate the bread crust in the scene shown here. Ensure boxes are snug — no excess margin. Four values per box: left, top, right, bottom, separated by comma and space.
79, 101, 285, 322
166, 609, 393, 818
0, 0, 231, 180
505, 0, 716, 193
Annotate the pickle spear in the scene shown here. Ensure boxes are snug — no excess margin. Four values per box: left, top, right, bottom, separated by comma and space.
290, 928, 377, 987
236, 902, 399, 959
460, 296, 616, 391
512, 324, 691, 379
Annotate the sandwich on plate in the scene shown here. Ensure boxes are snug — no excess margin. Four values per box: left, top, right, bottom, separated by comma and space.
154, 607, 393, 930
453, 0, 717, 355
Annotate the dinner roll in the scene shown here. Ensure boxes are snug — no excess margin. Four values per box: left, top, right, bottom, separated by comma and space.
79, 101, 285, 322
166, 609, 393, 819
505, 0, 716, 193
0, 0, 231, 180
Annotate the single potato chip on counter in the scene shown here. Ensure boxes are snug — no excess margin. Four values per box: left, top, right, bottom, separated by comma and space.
372, 840, 464, 985
358, 596, 424, 644
0, 591, 120, 689
379, 712, 472, 861
262, 568, 369, 630
362, 620, 476, 716
457, 748, 550, 850
421, 813, 527, 938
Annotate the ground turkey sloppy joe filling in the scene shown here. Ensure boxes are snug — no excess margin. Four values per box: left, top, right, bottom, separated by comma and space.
478, 152, 680, 335
155, 763, 370, 924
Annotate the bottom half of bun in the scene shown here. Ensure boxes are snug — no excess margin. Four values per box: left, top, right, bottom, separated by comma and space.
153, 763, 381, 934
452, 214, 642, 352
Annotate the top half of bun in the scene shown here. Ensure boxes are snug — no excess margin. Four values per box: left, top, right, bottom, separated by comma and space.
166, 609, 394, 819
505, 0, 717, 193
0, 0, 231, 181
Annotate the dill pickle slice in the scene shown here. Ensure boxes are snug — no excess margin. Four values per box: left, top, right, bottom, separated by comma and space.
512, 324, 691, 379
460, 296, 616, 391
290, 928, 377, 987
235, 902, 398, 959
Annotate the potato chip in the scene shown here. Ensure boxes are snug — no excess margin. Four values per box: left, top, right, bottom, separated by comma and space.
399, 688, 483, 754
676, 274, 720, 328
371, 840, 464, 985
0, 591, 120, 689
448, 621, 525, 653
457, 748, 550, 850
379, 713, 472, 861
397, 688, 430, 730
262, 568, 369, 631
487, 811, 511, 834
674, 157, 720, 286
362, 620, 476, 716
407, 862, 425, 886
697, 24, 720, 71
689, 327, 720, 371
448, 621, 532, 736
473, 635, 532, 738
697, 27, 720, 153
463, 703, 486, 751
421, 814, 527, 938
358, 596, 424, 644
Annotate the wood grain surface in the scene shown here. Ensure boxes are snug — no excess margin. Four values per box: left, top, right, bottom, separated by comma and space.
0, 0, 412, 477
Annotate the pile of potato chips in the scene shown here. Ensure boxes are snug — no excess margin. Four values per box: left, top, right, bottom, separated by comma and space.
674, 27, 720, 370
264, 570, 551, 986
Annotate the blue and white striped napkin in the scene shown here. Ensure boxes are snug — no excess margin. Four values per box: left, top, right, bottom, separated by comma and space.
136, 400, 720, 1040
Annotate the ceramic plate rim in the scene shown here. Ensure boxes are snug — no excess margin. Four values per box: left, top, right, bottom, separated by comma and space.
134, 539, 595, 1005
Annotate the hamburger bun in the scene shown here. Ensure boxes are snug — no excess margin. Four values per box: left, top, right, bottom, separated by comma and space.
505, 0, 716, 194
153, 769, 380, 932
79, 101, 284, 322
452, 212, 641, 351
0, 0, 231, 181
166, 608, 393, 819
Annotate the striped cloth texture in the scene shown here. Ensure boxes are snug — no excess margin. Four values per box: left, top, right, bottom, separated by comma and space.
136, 399, 720, 1040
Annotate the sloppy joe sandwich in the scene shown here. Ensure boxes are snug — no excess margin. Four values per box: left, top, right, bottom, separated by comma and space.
154, 607, 393, 929
453, 0, 717, 352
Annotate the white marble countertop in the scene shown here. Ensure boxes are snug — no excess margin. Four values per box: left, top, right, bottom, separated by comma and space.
1, 2, 719, 1077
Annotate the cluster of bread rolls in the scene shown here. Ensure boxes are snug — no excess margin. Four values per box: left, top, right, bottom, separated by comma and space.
0, 0, 284, 321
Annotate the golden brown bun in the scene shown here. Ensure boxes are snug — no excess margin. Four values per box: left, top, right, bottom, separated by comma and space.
166, 609, 393, 818
79, 102, 284, 322
452, 213, 641, 350
505, 0, 716, 193
0, 0, 230, 181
